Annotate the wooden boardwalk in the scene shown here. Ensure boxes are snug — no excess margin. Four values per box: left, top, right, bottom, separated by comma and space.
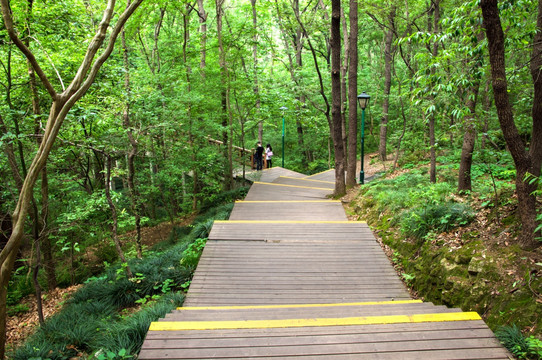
139, 167, 510, 359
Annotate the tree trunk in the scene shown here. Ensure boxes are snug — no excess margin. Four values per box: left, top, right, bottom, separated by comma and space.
428, 0, 440, 184
105, 157, 133, 278
345, 0, 358, 187
197, 0, 207, 75
331, 0, 345, 196
481, 0, 542, 249
379, 5, 396, 162
458, 83, 480, 192
393, 79, 408, 171
26, 0, 55, 289
276, 0, 309, 167
121, 13, 143, 259
251, 0, 262, 143
340, 7, 348, 170
216, 0, 232, 190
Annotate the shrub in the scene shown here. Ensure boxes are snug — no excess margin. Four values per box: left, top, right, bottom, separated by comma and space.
496, 325, 542, 359
401, 202, 475, 240
200, 186, 248, 212
180, 238, 207, 271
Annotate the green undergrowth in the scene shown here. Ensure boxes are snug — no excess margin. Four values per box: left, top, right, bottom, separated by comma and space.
10, 198, 238, 360
352, 167, 542, 358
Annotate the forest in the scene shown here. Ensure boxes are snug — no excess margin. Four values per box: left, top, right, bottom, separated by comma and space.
0, 0, 541, 358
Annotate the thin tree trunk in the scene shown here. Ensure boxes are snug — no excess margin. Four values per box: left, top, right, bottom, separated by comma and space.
105, 156, 133, 278
197, 0, 207, 75
428, 0, 440, 183
393, 80, 408, 171
251, 0, 262, 143
345, 0, 358, 187
331, 0, 345, 196
458, 82, 480, 192
275, 0, 309, 167
340, 7, 348, 170
121, 10, 142, 259
481, 79, 492, 149
293, 7, 331, 130
216, 0, 232, 190
379, 5, 396, 162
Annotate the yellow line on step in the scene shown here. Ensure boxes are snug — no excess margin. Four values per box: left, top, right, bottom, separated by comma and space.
236, 200, 339, 203
279, 176, 335, 184
214, 220, 364, 224
177, 300, 422, 311
253, 181, 333, 191
302, 169, 334, 179
149, 312, 482, 331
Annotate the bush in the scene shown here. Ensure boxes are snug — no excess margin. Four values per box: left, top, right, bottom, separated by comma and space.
401, 202, 475, 240
180, 238, 207, 271
496, 325, 542, 359
200, 186, 248, 212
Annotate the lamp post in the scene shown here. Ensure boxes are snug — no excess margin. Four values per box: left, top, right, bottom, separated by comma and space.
357, 92, 371, 184
280, 106, 287, 168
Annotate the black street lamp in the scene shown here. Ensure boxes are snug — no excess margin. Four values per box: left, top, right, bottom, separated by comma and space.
357, 92, 371, 184
280, 106, 287, 167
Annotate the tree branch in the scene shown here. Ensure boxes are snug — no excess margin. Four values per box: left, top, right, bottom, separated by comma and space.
0, 0, 57, 98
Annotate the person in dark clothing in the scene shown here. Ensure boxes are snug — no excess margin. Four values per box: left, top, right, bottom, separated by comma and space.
255, 141, 264, 170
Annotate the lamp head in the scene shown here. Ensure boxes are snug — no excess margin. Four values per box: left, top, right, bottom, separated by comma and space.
357, 92, 371, 110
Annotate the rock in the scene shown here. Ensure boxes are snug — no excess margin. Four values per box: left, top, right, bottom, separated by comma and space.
440, 257, 458, 271
468, 256, 485, 275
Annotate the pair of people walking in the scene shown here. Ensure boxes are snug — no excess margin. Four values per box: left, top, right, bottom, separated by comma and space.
255, 142, 273, 170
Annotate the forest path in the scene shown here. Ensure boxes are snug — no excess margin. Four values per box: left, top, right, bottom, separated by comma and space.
138, 167, 510, 359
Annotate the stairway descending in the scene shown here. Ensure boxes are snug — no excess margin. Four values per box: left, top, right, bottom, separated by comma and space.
139, 167, 511, 359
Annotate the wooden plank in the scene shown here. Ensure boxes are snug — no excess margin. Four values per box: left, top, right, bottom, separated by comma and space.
139, 336, 502, 358
142, 328, 498, 348
149, 312, 482, 331
142, 320, 497, 339
177, 300, 422, 310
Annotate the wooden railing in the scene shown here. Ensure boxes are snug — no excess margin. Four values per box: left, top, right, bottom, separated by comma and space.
207, 137, 257, 168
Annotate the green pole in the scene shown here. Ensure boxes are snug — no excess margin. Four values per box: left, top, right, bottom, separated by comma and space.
282, 114, 285, 168
359, 108, 365, 184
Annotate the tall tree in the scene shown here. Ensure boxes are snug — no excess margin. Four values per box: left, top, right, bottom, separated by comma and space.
379, 5, 396, 162
331, 0, 345, 195
480, 0, 542, 250
345, 0, 358, 187
251, 0, 262, 142
121, 2, 143, 258
216, 0, 232, 190
0, 1, 144, 357
428, 0, 440, 183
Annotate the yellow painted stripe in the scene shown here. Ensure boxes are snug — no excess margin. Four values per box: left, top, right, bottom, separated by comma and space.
236, 200, 340, 203
178, 300, 422, 311
214, 220, 363, 224
149, 312, 482, 331
279, 176, 335, 184
303, 169, 334, 179
254, 181, 333, 191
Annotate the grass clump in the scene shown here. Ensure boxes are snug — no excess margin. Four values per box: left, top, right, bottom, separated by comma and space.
401, 202, 475, 240
496, 325, 542, 359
